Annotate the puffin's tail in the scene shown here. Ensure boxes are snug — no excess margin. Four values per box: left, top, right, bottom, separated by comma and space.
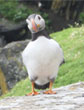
34, 82, 50, 90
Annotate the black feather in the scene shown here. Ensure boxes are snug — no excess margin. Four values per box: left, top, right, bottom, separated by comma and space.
32, 29, 51, 41
60, 59, 65, 66
34, 82, 50, 89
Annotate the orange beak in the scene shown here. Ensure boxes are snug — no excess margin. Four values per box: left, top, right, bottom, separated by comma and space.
31, 19, 38, 32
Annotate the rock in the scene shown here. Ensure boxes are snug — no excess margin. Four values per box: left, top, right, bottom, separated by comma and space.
0, 35, 6, 47
0, 82, 84, 110
0, 18, 30, 45
0, 40, 30, 91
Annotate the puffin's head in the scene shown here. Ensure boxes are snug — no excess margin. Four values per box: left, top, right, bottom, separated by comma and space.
26, 14, 45, 33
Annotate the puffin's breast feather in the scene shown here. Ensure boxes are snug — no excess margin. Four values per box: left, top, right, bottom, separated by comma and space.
22, 37, 64, 67
22, 37, 64, 85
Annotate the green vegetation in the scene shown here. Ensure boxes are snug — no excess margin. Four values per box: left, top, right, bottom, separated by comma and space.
1, 26, 84, 98
79, 12, 84, 24
0, 68, 8, 95
0, 0, 35, 22
0, 0, 51, 31
42, 13, 52, 32
52, 26, 84, 87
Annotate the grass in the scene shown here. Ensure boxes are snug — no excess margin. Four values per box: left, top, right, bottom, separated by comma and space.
1, 26, 84, 98
52, 26, 84, 87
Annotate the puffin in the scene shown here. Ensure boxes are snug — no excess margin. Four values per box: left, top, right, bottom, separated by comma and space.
22, 14, 64, 96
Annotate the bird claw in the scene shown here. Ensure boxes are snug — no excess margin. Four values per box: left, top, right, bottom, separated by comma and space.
26, 91, 39, 96
43, 90, 56, 94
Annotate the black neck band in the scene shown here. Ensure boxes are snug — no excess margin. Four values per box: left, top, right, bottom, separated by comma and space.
31, 29, 51, 41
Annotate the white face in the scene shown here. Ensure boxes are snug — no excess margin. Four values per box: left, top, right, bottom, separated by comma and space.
26, 19, 32, 32
26, 14, 45, 33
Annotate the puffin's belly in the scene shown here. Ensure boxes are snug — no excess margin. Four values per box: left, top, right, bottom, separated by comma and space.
28, 60, 59, 85
22, 37, 64, 85
26, 48, 59, 85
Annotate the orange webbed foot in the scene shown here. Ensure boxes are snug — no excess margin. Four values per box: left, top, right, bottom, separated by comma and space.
26, 91, 39, 96
43, 90, 56, 94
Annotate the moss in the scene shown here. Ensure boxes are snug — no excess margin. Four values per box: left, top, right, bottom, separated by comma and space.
0, 68, 8, 95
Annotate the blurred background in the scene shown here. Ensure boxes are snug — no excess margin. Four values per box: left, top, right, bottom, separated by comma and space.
0, 0, 84, 46
0, 0, 84, 97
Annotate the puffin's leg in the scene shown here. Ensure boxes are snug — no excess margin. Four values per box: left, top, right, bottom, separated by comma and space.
43, 81, 56, 94
26, 82, 39, 96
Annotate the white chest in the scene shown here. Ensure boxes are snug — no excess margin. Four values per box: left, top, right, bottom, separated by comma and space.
22, 36, 64, 85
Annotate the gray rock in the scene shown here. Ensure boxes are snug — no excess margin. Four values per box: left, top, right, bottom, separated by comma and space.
0, 40, 29, 90
0, 82, 84, 110
0, 35, 6, 47
0, 18, 29, 45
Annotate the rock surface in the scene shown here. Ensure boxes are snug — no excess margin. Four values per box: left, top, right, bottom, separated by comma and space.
0, 40, 29, 90
0, 82, 84, 110
0, 18, 29, 45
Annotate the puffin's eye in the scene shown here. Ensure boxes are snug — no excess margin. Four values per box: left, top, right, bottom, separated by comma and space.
38, 16, 41, 20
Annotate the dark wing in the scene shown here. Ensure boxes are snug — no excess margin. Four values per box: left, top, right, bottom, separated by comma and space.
60, 59, 65, 66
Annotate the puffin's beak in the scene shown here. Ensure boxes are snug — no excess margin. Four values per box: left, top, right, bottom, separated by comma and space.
31, 19, 38, 32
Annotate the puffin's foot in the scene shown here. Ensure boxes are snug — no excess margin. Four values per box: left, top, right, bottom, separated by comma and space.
26, 91, 39, 96
43, 90, 56, 94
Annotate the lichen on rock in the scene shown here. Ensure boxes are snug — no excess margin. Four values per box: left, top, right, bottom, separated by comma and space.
0, 40, 30, 93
